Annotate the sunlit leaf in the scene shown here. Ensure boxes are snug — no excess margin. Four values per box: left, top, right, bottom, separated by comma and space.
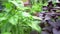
27, 21, 41, 32
0, 17, 7, 22
9, 15, 18, 25
2, 32, 11, 34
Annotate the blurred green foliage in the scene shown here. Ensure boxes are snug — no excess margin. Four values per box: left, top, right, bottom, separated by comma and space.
0, 0, 41, 34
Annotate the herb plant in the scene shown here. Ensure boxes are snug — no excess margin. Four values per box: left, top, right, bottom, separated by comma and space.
0, 0, 41, 34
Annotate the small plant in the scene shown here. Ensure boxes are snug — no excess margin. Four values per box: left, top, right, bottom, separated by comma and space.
0, 0, 41, 34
